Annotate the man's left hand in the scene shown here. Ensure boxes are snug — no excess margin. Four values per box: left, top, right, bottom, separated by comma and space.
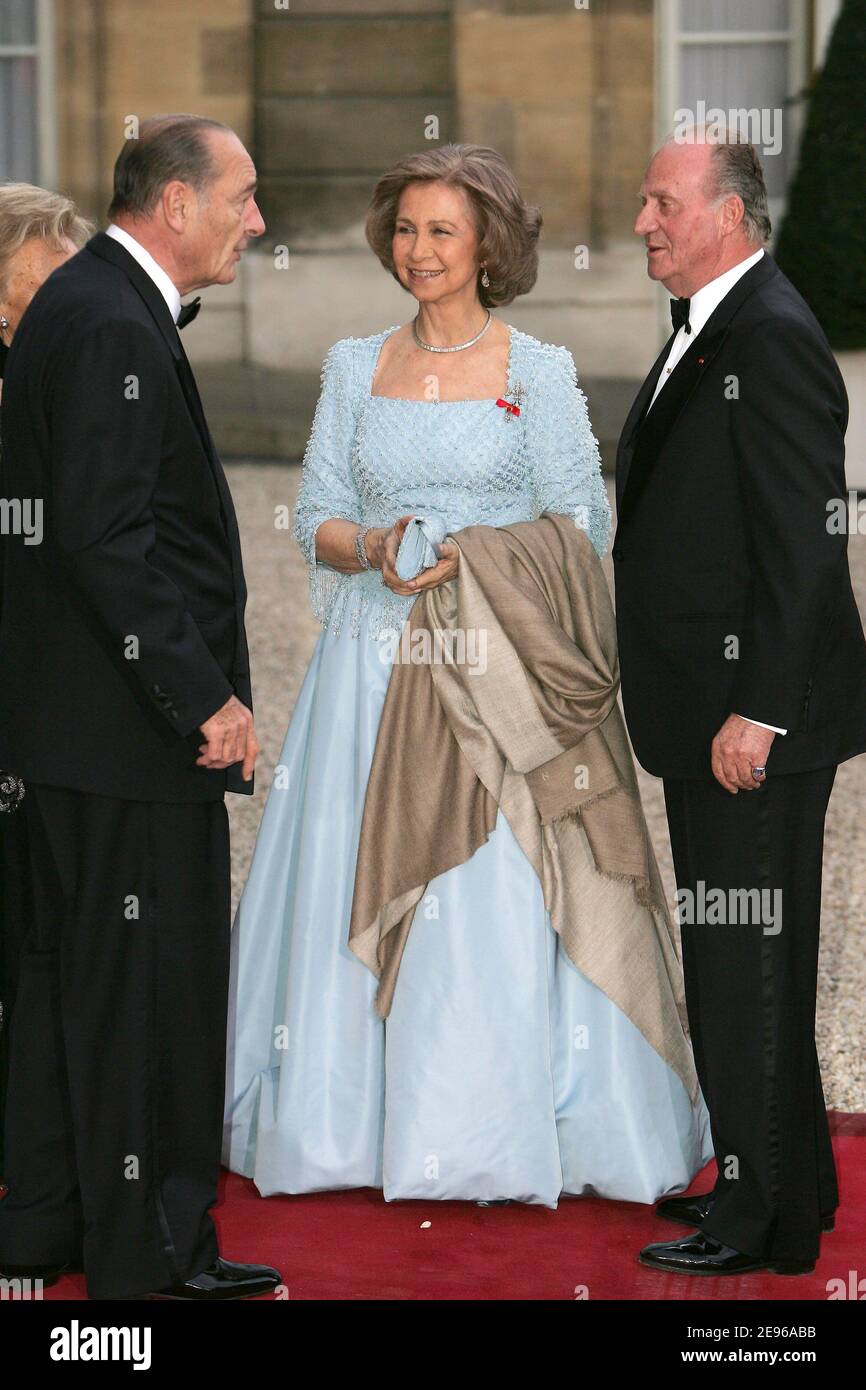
711, 714, 775, 794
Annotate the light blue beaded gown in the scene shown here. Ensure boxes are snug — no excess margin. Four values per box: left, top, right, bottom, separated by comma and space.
223, 324, 712, 1206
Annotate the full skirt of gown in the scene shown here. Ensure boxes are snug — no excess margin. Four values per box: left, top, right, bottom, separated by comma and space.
223, 609, 713, 1207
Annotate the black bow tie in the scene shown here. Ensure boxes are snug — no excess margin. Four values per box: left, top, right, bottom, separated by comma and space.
670, 296, 691, 335
176, 297, 201, 330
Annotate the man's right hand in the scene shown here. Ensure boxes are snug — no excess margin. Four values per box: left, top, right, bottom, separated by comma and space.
197, 695, 259, 781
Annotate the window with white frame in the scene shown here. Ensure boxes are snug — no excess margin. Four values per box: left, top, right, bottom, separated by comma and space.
656, 0, 809, 234
0, 0, 55, 186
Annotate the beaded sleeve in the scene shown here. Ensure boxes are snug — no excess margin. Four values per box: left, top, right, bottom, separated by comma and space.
525, 343, 611, 559
291, 338, 364, 623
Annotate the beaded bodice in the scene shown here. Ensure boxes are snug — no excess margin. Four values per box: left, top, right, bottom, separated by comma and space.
292, 324, 611, 638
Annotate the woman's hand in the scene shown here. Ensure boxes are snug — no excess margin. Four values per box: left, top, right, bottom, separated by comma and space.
379, 515, 460, 595
405, 542, 459, 592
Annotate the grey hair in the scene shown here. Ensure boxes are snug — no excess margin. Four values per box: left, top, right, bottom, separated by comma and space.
707, 136, 771, 244
107, 113, 230, 220
0, 182, 93, 295
659, 123, 771, 243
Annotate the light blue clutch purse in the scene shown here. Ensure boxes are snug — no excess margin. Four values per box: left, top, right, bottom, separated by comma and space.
395, 514, 449, 580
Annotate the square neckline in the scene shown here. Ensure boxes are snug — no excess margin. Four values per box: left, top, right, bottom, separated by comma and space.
368, 322, 515, 405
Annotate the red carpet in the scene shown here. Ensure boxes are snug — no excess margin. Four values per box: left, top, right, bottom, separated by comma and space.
34, 1113, 864, 1301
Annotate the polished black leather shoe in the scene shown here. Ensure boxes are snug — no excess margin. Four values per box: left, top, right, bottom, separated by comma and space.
150, 1257, 283, 1300
639, 1232, 814, 1276
655, 1190, 835, 1233
0, 1261, 82, 1288
655, 1191, 714, 1226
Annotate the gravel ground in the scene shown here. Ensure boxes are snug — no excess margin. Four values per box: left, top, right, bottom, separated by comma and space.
226, 464, 866, 1112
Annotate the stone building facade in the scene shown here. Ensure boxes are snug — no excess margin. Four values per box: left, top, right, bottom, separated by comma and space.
1, 0, 846, 456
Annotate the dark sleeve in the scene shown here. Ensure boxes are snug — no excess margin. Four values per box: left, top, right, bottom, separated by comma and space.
0, 408, 4, 633
728, 317, 849, 731
47, 318, 234, 737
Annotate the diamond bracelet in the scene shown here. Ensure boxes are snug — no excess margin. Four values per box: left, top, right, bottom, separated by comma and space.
354, 525, 373, 571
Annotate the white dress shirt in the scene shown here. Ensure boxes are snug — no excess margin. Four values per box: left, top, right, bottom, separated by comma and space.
646, 247, 785, 737
106, 222, 182, 325
648, 247, 765, 410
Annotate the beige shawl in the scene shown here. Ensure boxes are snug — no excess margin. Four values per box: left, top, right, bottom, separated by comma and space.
348, 512, 699, 1103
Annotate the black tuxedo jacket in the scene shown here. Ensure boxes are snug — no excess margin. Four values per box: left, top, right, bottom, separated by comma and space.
613, 252, 866, 779
0, 232, 253, 801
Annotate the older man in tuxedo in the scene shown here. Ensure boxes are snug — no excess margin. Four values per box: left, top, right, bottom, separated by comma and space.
0, 115, 281, 1299
613, 129, 866, 1274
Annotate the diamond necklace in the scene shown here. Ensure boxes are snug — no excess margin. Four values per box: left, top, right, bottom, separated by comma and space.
412, 309, 493, 353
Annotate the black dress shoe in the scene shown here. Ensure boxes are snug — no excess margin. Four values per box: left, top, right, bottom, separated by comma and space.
655, 1191, 714, 1226
656, 1190, 836, 1233
0, 1261, 82, 1288
639, 1232, 814, 1276
150, 1257, 282, 1300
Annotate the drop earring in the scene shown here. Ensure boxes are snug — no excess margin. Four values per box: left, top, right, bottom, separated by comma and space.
480, 266, 490, 289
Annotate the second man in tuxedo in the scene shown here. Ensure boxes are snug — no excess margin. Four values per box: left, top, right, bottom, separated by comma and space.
614, 128, 866, 1275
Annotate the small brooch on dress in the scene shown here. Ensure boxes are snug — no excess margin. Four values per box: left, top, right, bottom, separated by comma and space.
496, 380, 525, 421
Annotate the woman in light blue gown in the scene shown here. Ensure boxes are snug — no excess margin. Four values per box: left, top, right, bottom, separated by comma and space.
223, 144, 712, 1207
